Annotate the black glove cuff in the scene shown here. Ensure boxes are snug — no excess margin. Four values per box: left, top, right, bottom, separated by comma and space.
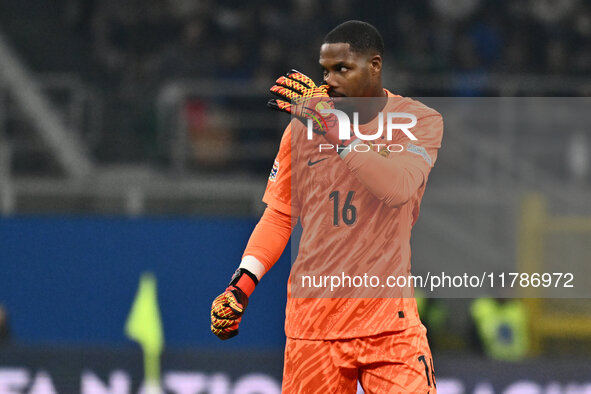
229, 268, 259, 287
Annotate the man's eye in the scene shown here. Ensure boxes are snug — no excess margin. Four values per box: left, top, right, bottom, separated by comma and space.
340, 66, 348, 72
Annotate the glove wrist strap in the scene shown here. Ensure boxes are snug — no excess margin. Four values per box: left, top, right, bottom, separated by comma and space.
229, 268, 258, 297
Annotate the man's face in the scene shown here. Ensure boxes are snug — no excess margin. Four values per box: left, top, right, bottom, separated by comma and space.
319, 42, 380, 98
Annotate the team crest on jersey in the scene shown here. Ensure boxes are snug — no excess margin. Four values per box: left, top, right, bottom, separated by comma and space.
407, 143, 432, 166
269, 159, 279, 182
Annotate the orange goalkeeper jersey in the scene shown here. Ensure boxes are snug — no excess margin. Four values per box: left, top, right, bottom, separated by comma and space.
263, 91, 443, 340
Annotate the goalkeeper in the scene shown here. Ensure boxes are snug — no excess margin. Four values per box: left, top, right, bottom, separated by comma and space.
211, 20, 442, 393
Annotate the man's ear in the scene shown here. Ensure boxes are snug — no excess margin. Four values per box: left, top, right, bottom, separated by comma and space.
369, 54, 382, 75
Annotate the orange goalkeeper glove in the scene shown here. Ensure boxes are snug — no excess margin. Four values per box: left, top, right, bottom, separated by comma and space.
268, 70, 355, 149
210, 268, 258, 340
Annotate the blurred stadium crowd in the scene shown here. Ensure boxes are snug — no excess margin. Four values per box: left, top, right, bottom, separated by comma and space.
1, 0, 590, 165
71, 0, 591, 79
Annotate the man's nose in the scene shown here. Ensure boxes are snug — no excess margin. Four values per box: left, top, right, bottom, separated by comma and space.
324, 72, 338, 88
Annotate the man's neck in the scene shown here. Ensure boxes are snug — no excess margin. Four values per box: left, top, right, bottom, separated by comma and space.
357, 88, 387, 124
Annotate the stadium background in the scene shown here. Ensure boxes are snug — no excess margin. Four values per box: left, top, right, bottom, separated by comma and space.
1, 0, 591, 393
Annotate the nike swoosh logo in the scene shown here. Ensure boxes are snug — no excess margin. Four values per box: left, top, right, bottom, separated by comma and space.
308, 158, 328, 166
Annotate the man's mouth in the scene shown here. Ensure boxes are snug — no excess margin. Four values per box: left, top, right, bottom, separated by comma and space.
329, 91, 346, 98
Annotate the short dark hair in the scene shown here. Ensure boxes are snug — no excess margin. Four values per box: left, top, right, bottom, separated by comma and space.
323, 20, 384, 56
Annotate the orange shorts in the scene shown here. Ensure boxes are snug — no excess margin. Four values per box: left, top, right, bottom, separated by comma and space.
282, 324, 436, 393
